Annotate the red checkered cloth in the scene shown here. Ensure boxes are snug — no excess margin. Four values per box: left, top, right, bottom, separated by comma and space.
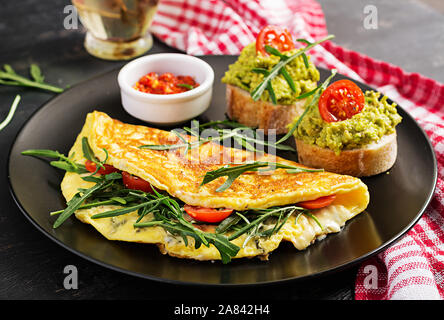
150, 0, 444, 299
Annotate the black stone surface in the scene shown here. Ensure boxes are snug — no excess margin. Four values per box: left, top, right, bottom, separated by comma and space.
0, 0, 442, 300
318, 0, 444, 82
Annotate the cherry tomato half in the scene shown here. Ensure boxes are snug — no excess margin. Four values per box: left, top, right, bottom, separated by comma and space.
318, 80, 365, 122
85, 160, 119, 175
122, 171, 155, 194
184, 205, 234, 223
298, 195, 336, 210
256, 25, 295, 56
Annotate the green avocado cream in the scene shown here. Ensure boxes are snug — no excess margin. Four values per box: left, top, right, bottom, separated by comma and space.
221, 43, 320, 105
292, 90, 402, 154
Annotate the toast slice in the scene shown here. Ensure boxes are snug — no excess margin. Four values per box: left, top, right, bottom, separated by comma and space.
295, 133, 397, 177
226, 84, 307, 134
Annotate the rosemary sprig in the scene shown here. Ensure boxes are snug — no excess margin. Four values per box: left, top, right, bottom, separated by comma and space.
200, 161, 324, 192
0, 95, 21, 132
0, 64, 64, 93
250, 35, 334, 104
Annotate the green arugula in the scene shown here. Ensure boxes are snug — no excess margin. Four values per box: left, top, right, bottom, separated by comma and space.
250, 35, 334, 104
177, 83, 194, 90
139, 126, 295, 154
0, 64, 64, 93
276, 69, 338, 145
21, 148, 87, 174
0, 95, 21, 132
200, 161, 324, 192
53, 177, 107, 228
125, 189, 240, 263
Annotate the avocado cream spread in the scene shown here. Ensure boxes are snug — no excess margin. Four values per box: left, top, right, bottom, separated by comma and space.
292, 91, 402, 154
221, 43, 319, 105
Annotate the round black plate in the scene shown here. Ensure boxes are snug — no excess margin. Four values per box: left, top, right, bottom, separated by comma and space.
8, 56, 437, 285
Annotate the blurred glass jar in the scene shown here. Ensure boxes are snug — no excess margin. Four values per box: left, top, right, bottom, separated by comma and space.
72, 0, 158, 60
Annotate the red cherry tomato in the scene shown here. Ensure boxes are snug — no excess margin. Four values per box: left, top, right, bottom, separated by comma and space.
122, 171, 155, 193
318, 80, 365, 122
85, 160, 119, 175
298, 195, 336, 210
256, 25, 295, 56
184, 204, 234, 223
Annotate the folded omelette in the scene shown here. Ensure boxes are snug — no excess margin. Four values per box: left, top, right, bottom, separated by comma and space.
60, 111, 369, 261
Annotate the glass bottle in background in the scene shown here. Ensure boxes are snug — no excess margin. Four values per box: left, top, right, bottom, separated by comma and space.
72, 0, 158, 60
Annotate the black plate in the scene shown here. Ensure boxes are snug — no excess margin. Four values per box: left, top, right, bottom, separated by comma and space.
8, 56, 437, 285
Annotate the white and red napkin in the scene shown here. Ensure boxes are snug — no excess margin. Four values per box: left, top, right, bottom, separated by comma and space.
150, 0, 444, 299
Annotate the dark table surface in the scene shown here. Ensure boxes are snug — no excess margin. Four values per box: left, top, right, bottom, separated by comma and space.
0, 0, 442, 300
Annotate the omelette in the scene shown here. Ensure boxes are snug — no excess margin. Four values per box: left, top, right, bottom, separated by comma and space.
54, 111, 369, 262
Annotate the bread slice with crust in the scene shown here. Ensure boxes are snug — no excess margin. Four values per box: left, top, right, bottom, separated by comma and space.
295, 133, 397, 177
226, 84, 307, 134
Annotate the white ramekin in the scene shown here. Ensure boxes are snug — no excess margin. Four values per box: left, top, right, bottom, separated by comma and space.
117, 53, 214, 125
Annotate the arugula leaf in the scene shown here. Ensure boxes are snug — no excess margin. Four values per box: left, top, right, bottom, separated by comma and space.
266, 82, 277, 104
130, 190, 240, 263
279, 67, 296, 92
264, 45, 287, 58
81, 137, 109, 175
303, 211, 324, 230
91, 197, 166, 219
197, 119, 247, 129
0, 64, 63, 93
24, 140, 322, 264
200, 161, 323, 192
3, 64, 16, 75
140, 125, 295, 153
296, 39, 313, 46
50, 196, 139, 216
49, 160, 87, 173
0, 95, 20, 132
30, 64, 44, 83
81, 137, 96, 162
205, 233, 240, 264
21, 147, 86, 174
278, 69, 338, 144
53, 179, 107, 228
215, 215, 242, 234
250, 35, 334, 104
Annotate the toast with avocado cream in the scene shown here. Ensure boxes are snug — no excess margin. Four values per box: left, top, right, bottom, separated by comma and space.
222, 43, 319, 134
292, 90, 402, 177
